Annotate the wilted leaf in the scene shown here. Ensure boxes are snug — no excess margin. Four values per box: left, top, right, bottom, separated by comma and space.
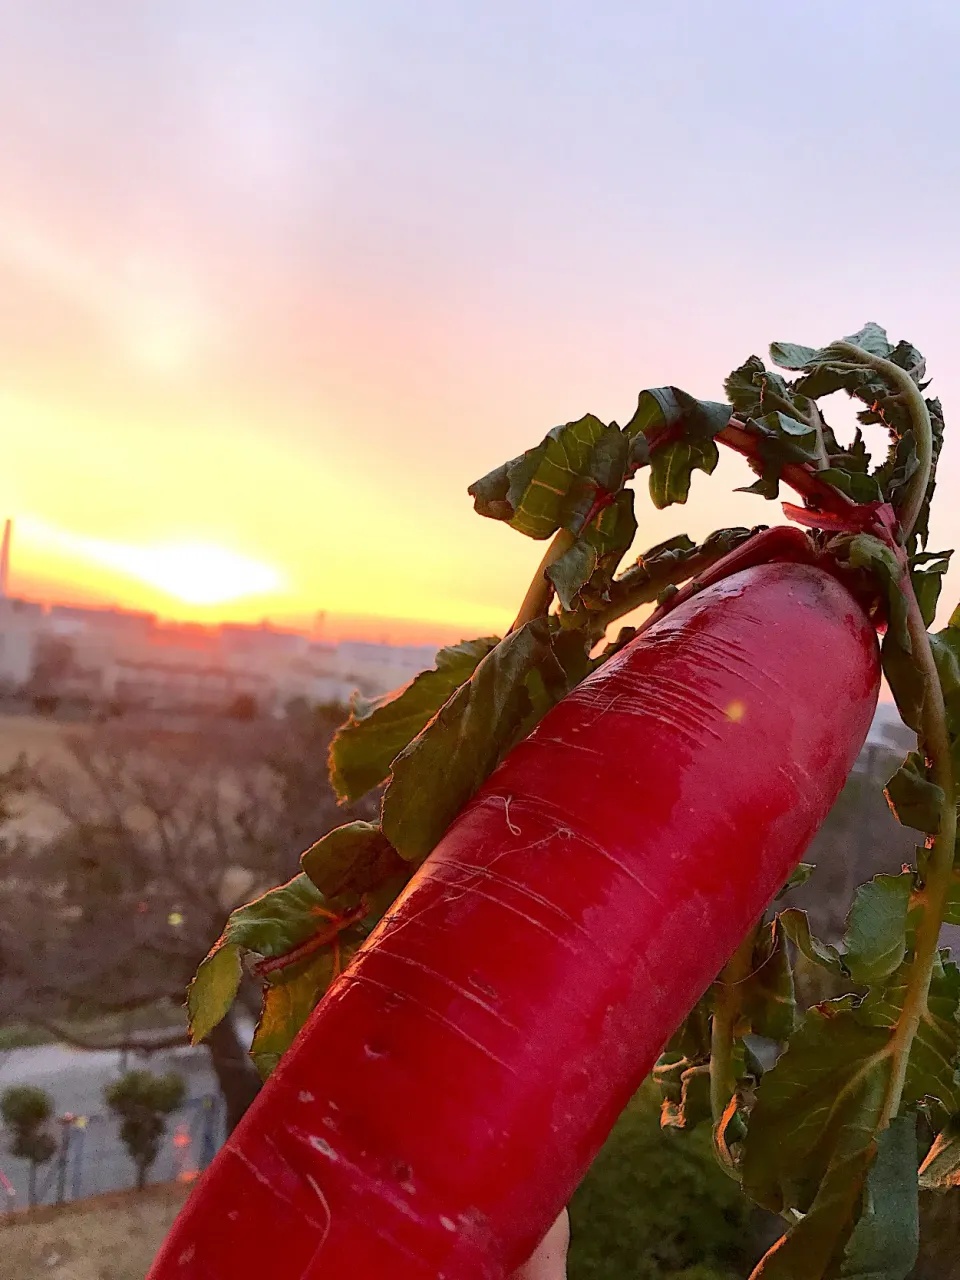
654, 1058, 712, 1131
648, 437, 720, 508
842, 873, 913, 986
382, 618, 586, 862
911, 552, 952, 628
469, 415, 617, 539
622, 386, 729, 510
769, 340, 822, 371
919, 1115, 960, 1190
250, 950, 341, 1081
187, 874, 338, 1043
740, 919, 797, 1042
329, 636, 500, 802
300, 821, 409, 906
725, 356, 800, 422
187, 942, 242, 1046
845, 534, 922, 733
547, 489, 638, 611
779, 908, 845, 976
819, 469, 884, 504
884, 753, 943, 834
776, 863, 815, 900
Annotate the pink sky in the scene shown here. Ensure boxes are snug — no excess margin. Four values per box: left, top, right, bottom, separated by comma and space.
3, 3, 960, 643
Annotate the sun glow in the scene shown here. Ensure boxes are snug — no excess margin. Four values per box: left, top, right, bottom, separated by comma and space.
18, 519, 282, 608
99, 541, 281, 606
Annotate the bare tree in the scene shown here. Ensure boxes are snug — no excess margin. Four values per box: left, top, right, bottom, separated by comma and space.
0, 708, 370, 1132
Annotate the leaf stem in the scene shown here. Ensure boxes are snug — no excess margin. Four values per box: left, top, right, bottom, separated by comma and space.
830, 341, 933, 539
252, 901, 368, 978
715, 420, 854, 515
709, 925, 758, 1126
509, 529, 576, 632
879, 580, 955, 1129
590, 541, 744, 635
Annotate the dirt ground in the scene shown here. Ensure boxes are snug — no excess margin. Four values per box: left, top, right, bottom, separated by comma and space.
0, 1182, 190, 1280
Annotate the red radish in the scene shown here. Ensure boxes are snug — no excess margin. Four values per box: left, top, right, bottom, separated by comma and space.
149, 559, 879, 1280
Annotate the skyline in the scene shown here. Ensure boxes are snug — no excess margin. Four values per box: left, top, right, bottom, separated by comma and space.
5, 2, 960, 642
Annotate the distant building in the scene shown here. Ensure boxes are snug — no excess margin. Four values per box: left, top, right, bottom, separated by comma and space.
335, 640, 437, 698
0, 598, 41, 689
105, 656, 273, 714
219, 622, 308, 663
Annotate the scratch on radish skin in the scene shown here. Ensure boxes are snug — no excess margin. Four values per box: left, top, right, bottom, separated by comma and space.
342, 971, 520, 1073
503, 795, 521, 835
438, 858, 581, 923
369, 946, 520, 1027
227, 1145, 326, 1231
301, 1175, 332, 1259
432, 861, 618, 963
533, 733, 605, 757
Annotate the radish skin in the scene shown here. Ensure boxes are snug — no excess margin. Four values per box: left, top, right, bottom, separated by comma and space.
149, 561, 880, 1279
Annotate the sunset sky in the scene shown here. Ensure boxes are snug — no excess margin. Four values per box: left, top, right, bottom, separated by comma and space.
4, 2, 960, 644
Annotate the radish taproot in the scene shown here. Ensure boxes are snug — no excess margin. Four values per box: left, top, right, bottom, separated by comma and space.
148, 559, 879, 1278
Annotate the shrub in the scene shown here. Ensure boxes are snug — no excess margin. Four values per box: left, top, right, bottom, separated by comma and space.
105, 1070, 186, 1190
1, 1085, 58, 1205
568, 1082, 752, 1279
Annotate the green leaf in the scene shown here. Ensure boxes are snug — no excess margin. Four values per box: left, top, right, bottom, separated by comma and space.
818, 469, 884, 504
186, 942, 242, 1046
769, 341, 821, 371
648, 437, 720, 509
329, 636, 500, 802
598, 527, 755, 625
300, 821, 409, 906
750, 411, 821, 463
834, 323, 895, 360
547, 489, 638, 611
724, 356, 801, 422
750, 1115, 917, 1279
911, 553, 951, 628
845, 534, 923, 733
468, 415, 618, 540
546, 539, 598, 611
856, 956, 960, 1113
779, 908, 845, 976
188, 874, 375, 1047
919, 1115, 960, 1190
221, 873, 332, 957
381, 618, 585, 862
742, 999, 890, 1218
741, 919, 797, 1042
776, 863, 815, 900
884, 752, 943, 834
249, 950, 341, 1081
837, 1115, 919, 1280
842, 873, 913, 986
622, 387, 729, 510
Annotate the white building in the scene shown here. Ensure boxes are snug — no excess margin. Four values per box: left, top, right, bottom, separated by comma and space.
335, 640, 438, 698
0, 599, 43, 690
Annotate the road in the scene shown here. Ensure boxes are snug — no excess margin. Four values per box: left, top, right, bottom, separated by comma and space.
0, 1024, 253, 1208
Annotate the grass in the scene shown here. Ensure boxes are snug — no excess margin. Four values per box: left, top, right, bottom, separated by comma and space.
569, 1081, 755, 1279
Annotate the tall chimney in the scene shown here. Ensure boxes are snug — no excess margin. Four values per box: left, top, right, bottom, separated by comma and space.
0, 519, 9, 599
